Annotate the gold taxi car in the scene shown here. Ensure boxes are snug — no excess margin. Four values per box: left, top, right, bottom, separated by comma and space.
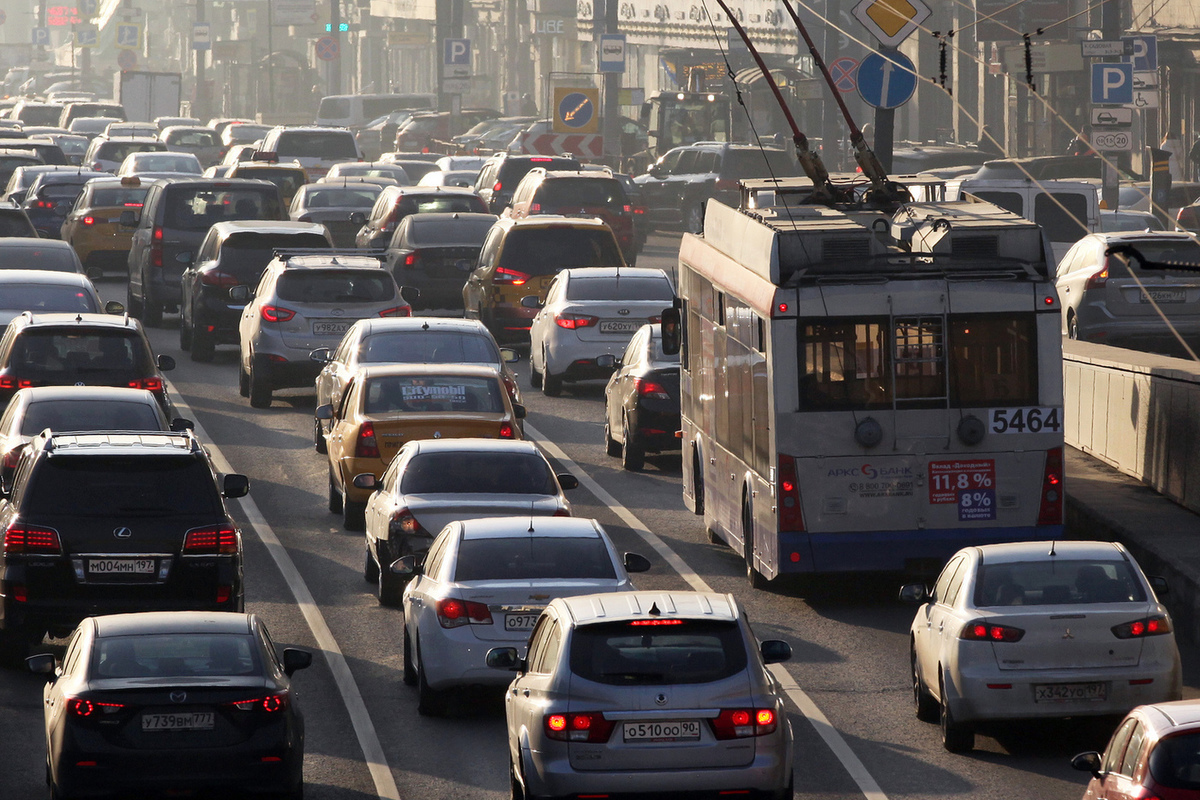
463, 215, 626, 344
226, 161, 309, 206
318, 363, 526, 530
59, 176, 150, 276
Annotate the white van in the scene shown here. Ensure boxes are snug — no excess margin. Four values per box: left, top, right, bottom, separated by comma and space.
958, 177, 1099, 264
315, 93, 437, 130
256, 126, 362, 180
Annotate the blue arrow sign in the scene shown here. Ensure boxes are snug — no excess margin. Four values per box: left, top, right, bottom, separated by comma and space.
1091, 62, 1133, 104
856, 51, 917, 109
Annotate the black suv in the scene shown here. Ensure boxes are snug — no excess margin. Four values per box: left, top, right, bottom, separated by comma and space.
633, 142, 798, 232
473, 153, 582, 214
0, 430, 249, 664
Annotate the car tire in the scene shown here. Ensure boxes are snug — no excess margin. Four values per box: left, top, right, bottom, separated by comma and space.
190, 325, 215, 363
621, 415, 644, 471
402, 628, 418, 686
529, 358, 543, 389
248, 360, 272, 409
238, 362, 250, 398
416, 640, 448, 717
363, 544, 379, 584
377, 545, 404, 606
771, 775, 795, 800
179, 315, 192, 351
508, 758, 526, 800
328, 470, 343, 514
939, 675, 974, 753
912, 643, 938, 722
313, 418, 327, 454
604, 422, 621, 457
743, 499, 768, 589
1067, 313, 1079, 340
50, 781, 72, 800
343, 498, 366, 532
542, 351, 562, 397
693, 449, 705, 516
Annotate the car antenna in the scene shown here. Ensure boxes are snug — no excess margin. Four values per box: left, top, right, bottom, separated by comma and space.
421, 320, 430, 330
1049, 541, 1057, 556
529, 501, 536, 532
648, 602, 661, 616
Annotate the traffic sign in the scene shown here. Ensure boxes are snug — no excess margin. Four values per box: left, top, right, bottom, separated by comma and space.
856, 50, 917, 109
1133, 70, 1158, 89
31, 27, 50, 46
115, 22, 141, 49
1128, 90, 1159, 110
193, 22, 210, 51
1091, 63, 1132, 104
117, 48, 137, 70
599, 34, 625, 73
1122, 34, 1157, 71
830, 57, 859, 93
1092, 129, 1132, 152
852, 0, 930, 48
1080, 40, 1128, 58
553, 87, 599, 134
1091, 107, 1131, 126
314, 36, 339, 61
74, 25, 98, 48
442, 77, 470, 94
0, 9, 7, 25
443, 38, 470, 78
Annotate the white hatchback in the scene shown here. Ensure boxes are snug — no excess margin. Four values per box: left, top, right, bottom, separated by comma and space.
903, 540, 1181, 753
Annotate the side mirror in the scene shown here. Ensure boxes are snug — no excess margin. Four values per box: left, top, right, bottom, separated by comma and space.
1071, 751, 1103, 778
1150, 575, 1170, 597
557, 473, 579, 490
400, 286, 421, 303
315, 404, 334, 421
86, 267, 103, 281
170, 417, 194, 432
119, 209, 138, 227
512, 403, 526, 419
595, 354, 616, 369
623, 552, 651, 573
104, 300, 125, 315
228, 285, 251, 302
519, 295, 543, 309
500, 347, 519, 363
282, 647, 313, 676
898, 583, 929, 604
352, 472, 377, 491
760, 639, 792, 664
660, 307, 681, 355
176, 251, 194, 265
26, 653, 56, 677
390, 554, 420, 576
485, 647, 525, 672
222, 473, 250, 498
156, 354, 175, 372
309, 347, 332, 364
349, 211, 367, 226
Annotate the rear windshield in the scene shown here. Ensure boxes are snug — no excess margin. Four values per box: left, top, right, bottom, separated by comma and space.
974, 559, 1148, 606
276, 269, 394, 303
499, 227, 623, 274
569, 619, 748, 685
24, 455, 221, 516
276, 131, 357, 159
1108, 240, 1200, 277
223, 124, 270, 145
166, 130, 217, 147
0, 248, 77, 272
0, 213, 33, 236
9, 329, 150, 376
21, 399, 162, 435
396, 195, 484, 216
536, 178, 627, 208
498, 158, 580, 183
96, 142, 164, 161
163, 186, 283, 230
33, 177, 92, 198
401, 452, 555, 494
565, 275, 674, 301
1149, 732, 1200, 790
454, 536, 615, 582
17, 107, 61, 126
0, 284, 95, 313
92, 634, 259, 679
130, 154, 200, 173
408, 215, 495, 245
318, 98, 352, 118
392, 162, 438, 180
721, 149, 797, 178
233, 168, 305, 197
360, 330, 497, 364
362, 374, 502, 414
303, 186, 380, 209
222, 232, 330, 267
91, 186, 149, 207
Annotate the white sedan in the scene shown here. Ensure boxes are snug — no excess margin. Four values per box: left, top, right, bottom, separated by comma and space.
396, 516, 650, 716
526, 267, 676, 397
903, 540, 1181, 753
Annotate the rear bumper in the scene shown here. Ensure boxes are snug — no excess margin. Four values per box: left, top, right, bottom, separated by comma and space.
196, 292, 248, 342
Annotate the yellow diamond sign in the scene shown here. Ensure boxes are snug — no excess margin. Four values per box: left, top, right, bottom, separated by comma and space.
852, 0, 930, 47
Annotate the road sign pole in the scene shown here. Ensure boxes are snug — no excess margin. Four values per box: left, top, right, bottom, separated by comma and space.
330, 0, 341, 96
195, 0, 208, 121
601, 0, 620, 162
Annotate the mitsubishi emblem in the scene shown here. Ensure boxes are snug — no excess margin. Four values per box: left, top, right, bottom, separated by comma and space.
1062, 628, 1074, 640
655, 693, 668, 706
113, 527, 132, 539
170, 691, 187, 703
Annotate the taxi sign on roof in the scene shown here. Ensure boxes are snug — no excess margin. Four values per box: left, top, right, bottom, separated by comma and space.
852, 0, 930, 47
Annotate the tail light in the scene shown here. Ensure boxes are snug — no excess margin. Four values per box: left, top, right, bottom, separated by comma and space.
714, 178, 739, 191
4, 523, 62, 555
402, 251, 420, 268
0, 375, 32, 390
32, 200, 52, 209
555, 314, 597, 330
635, 377, 670, 399
529, 202, 541, 212
493, 181, 503, 192
228, 693, 288, 712
68, 698, 125, 718
633, 206, 646, 215
501, 373, 518, 402
150, 226, 163, 268
3, 444, 24, 471
622, 204, 632, 213
544, 712, 616, 742
379, 306, 411, 317
389, 507, 419, 535
355, 422, 379, 458
499, 421, 516, 439
183, 525, 238, 554
92, 162, 103, 171
1036, 447, 1063, 525
1113, 615, 1173, 639
960, 620, 1025, 642
128, 377, 163, 395
260, 305, 295, 322
82, 216, 95, 226
494, 267, 529, 286
777, 454, 804, 532
200, 270, 239, 287
1085, 265, 1109, 290
436, 597, 493, 628
710, 708, 777, 739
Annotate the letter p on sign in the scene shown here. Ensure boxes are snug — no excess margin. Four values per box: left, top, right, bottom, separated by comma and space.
1091, 63, 1133, 105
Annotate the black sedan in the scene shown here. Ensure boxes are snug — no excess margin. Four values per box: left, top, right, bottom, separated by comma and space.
28, 611, 311, 800
601, 322, 681, 470
289, 180, 384, 248
382, 211, 496, 310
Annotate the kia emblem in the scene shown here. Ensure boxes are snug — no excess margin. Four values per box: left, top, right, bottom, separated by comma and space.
170, 691, 187, 703
618, 309, 630, 315
113, 527, 132, 539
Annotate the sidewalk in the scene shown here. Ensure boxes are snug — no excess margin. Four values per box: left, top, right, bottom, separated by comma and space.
1066, 446, 1200, 644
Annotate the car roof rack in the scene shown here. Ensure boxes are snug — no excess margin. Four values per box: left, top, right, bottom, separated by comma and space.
272, 248, 385, 261
40, 428, 201, 453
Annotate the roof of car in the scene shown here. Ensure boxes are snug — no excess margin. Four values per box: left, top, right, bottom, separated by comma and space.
458, 516, 601, 540
387, 186, 479, 197
493, 214, 612, 231
560, 267, 668, 280
41, 431, 198, 456
1087, 230, 1199, 243
208, 219, 328, 237
554, 591, 739, 625
0, 269, 88, 285
11, 311, 135, 329
1143, 700, 1200, 730
975, 540, 1126, 563
93, 611, 252, 638
409, 437, 538, 456
230, 162, 306, 172
0, 237, 74, 251
356, 363, 503, 380
356, 316, 492, 336
276, 253, 382, 270
271, 125, 353, 135
12, 385, 158, 404
539, 170, 618, 180
94, 136, 162, 144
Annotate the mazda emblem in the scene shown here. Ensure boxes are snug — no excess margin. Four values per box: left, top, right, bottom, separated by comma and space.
170, 691, 187, 703
655, 693, 668, 706
113, 527, 132, 539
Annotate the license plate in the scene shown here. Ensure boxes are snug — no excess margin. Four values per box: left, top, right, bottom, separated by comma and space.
1033, 682, 1108, 703
89, 558, 155, 575
504, 613, 540, 632
313, 321, 351, 336
142, 712, 215, 731
624, 720, 702, 742
1141, 290, 1186, 304
598, 320, 639, 334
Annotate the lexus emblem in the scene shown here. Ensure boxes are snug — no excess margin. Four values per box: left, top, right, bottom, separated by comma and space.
113, 527, 132, 539
170, 691, 187, 703
1062, 628, 1074, 640
655, 693, 668, 706
617, 308, 630, 315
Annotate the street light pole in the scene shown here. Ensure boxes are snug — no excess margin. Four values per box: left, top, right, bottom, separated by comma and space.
195, 0, 208, 120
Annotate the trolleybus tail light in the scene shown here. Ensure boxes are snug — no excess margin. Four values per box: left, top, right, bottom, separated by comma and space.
355, 422, 379, 458
436, 597, 493, 628
1036, 447, 1063, 525
1112, 615, 1173, 639
710, 708, 777, 739
777, 454, 805, 532
543, 712, 615, 742
960, 620, 1025, 642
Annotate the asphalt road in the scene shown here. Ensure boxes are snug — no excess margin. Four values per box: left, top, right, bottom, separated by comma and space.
1, 230, 1198, 800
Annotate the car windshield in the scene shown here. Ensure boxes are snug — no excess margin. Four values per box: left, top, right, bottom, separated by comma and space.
167, 130, 216, 147
92, 634, 260, 679
276, 269, 394, 303
401, 452, 555, 494
0, 247, 76, 272
20, 399, 162, 435
303, 187, 380, 209
23, 456, 221, 517
537, 179, 627, 209
90, 186, 149, 207
569, 619, 748, 685
498, 228, 623, 274
276, 131, 357, 159
163, 187, 282, 230
362, 374, 503, 414
0, 284, 94, 312
974, 559, 1148, 606
360, 331, 496, 364
453, 536, 616, 582
565, 275, 674, 301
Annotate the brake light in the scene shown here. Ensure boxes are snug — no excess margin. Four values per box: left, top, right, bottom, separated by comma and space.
710, 708, 777, 739
544, 712, 616, 742
182, 525, 238, 554
530, 202, 541, 212
633, 206, 645, 215
635, 377, 670, 399
200, 270, 239, 287
355, 422, 379, 458
128, 377, 163, 395
68, 699, 125, 718
777, 454, 804, 532
499, 421, 516, 439
0, 375, 33, 390
403, 252, 420, 268
260, 305, 295, 322
1085, 265, 1109, 290
92, 162, 103, 171
1112, 615, 1173, 639
389, 507, 419, 535
3, 523, 62, 555
436, 597, 493, 628
960, 620, 1025, 642
1037, 447, 1063, 525
493, 181, 502, 192
82, 216, 94, 226
228, 693, 288, 712
555, 314, 597, 330
495, 267, 529, 286
378, 306, 411, 317
629, 619, 684, 626
150, 226, 163, 268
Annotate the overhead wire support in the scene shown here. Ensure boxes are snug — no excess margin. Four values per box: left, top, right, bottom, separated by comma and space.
932, 29, 952, 95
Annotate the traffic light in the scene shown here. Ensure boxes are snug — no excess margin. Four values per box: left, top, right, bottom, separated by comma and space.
325, 23, 349, 31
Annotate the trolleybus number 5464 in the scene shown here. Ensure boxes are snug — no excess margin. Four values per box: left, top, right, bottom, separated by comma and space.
989, 407, 1062, 434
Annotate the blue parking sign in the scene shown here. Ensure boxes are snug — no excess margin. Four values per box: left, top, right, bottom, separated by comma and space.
31, 27, 50, 46
116, 23, 141, 50
1091, 63, 1133, 105
1122, 35, 1157, 71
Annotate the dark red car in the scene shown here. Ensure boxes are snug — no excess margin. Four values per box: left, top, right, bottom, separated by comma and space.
503, 169, 637, 263
1073, 699, 1200, 800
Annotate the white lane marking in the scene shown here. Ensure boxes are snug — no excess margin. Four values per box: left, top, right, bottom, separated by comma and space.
525, 422, 890, 800
173, 391, 401, 800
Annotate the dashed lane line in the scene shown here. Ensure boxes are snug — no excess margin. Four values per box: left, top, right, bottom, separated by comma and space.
525, 422, 890, 800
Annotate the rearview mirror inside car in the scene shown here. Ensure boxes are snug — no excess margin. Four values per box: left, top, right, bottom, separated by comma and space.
485, 647, 525, 672
118, 209, 138, 227
556, 473, 579, 490
623, 552, 651, 573
760, 639, 792, 664
222, 473, 250, 498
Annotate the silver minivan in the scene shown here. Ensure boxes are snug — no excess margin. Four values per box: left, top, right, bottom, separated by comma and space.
315, 93, 437, 130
